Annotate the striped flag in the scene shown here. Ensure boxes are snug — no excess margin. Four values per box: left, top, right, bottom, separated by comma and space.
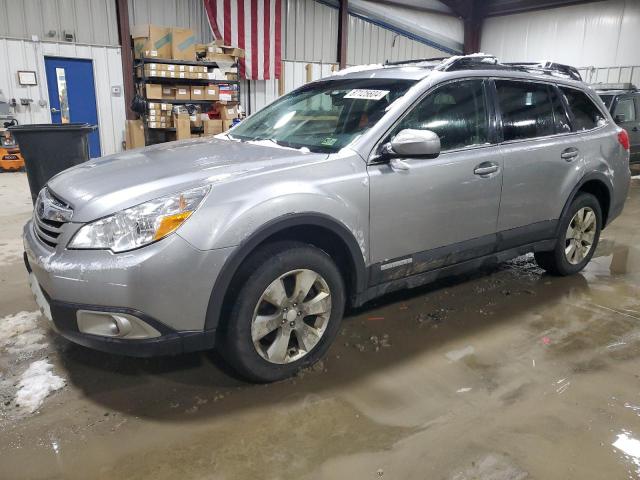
203, 0, 282, 80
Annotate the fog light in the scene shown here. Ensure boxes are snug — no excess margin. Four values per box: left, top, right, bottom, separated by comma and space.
76, 310, 161, 339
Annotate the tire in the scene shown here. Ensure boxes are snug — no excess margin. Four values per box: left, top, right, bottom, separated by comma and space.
534, 192, 602, 276
219, 241, 346, 382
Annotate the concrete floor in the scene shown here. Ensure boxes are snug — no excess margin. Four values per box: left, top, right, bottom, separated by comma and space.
1, 171, 640, 479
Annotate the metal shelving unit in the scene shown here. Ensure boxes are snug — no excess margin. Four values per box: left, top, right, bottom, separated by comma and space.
134, 56, 240, 145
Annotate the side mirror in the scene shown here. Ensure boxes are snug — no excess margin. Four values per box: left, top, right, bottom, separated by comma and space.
387, 129, 441, 159
615, 113, 626, 123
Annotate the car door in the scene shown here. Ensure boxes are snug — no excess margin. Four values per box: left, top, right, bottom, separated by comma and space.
495, 80, 586, 247
368, 78, 503, 283
612, 94, 640, 163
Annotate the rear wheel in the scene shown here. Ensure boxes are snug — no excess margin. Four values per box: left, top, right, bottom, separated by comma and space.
534, 192, 601, 275
220, 241, 345, 382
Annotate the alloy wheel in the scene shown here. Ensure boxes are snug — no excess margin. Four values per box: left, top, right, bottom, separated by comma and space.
251, 269, 332, 364
565, 207, 597, 265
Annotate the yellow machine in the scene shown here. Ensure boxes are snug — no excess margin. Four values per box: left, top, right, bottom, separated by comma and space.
0, 129, 24, 172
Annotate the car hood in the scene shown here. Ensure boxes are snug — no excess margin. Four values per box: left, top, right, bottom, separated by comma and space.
47, 137, 328, 222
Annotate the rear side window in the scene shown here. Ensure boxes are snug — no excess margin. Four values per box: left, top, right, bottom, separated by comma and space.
559, 87, 605, 131
613, 98, 636, 122
495, 80, 556, 141
393, 79, 488, 151
550, 87, 571, 134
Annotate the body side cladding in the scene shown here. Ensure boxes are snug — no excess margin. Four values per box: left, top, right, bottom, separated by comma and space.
355, 239, 556, 307
203, 213, 368, 333
368, 220, 558, 288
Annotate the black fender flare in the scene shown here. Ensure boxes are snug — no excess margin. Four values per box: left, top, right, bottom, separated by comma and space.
556, 171, 614, 235
203, 213, 368, 332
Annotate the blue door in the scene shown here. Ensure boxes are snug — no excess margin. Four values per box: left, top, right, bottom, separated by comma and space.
45, 57, 101, 158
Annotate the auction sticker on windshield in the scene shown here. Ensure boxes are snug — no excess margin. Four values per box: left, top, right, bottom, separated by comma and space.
344, 89, 389, 101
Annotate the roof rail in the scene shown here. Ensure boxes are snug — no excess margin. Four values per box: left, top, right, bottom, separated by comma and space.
384, 57, 448, 66
379, 54, 583, 81
504, 62, 582, 81
436, 54, 499, 72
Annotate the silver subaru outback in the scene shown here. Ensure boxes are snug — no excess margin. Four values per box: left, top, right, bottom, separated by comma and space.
24, 56, 630, 382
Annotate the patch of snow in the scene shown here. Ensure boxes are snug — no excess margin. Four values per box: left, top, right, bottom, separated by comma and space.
632, 175, 640, 180
15, 360, 65, 414
456, 387, 472, 393
613, 431, 640, 476
445, 345, 475, 362
0, 311, 47, 355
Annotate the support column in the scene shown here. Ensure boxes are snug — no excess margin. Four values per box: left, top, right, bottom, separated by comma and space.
337, 0, 348, 69
116, 0, 135, 120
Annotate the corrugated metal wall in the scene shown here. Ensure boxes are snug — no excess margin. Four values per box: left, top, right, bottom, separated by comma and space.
481, 0, 640, 68
347, 14, 450, 65
0, 38, 126, 156
284, 0, 338, 62
0, 0, 119, 46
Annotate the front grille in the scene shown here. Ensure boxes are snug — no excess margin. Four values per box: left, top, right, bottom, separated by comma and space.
34, 215, 64, 248
33, 188, 73, 248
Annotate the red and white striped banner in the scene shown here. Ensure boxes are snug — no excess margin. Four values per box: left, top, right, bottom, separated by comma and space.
203, 0, 282, 80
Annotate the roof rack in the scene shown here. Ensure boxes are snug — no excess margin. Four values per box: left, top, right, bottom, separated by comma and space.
384, 57, 448, 66
504, 62, 582, 81
380, 54, 583, 81
591, 82, 637, 92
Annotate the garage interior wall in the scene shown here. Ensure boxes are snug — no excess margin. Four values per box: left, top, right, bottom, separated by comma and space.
481, 0, 640, 70
0, 0, 125, 156
127, 0, 461, 113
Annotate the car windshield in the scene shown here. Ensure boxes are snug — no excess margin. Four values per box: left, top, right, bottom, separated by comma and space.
229, 78, 416, 153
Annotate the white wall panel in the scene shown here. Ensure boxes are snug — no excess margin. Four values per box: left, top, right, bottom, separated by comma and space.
0, 0, 118, 46
0, 38, 126, 156
481, 0, 640, 68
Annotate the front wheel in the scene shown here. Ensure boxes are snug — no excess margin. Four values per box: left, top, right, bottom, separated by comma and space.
220, 241, 345, 382
534, 192, 602, 276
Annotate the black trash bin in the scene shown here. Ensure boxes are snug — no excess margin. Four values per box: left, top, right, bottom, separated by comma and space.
9, 123, 96, 204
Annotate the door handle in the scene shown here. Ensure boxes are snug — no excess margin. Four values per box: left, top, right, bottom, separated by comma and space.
474, 163, 499, 176
51, 108, 60, 114
561, 147, 579, 161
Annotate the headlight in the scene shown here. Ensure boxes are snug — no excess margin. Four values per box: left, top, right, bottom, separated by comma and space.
68, 185, 210, 252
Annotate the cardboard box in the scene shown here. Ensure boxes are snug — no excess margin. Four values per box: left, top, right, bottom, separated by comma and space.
207, 53, 236, 65
161, 86, 175, 100
222, 119, 233, 131
148, 102, 173, 112
219, 105, 238, 120
221, 46, 245, 58
175, 85, 191, 100
175, 113, 191, 140
190, 86, 205, 100
225, 72, 238, 81
171, 27, 196, 61
204, 119, 223, 136
205, 85, 219, 100
131, 24, 172, 59
125, 120, 145, 149
145, 84, 164, 100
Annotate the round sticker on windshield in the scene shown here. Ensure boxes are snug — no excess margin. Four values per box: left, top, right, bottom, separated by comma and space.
344, 89, 390, 101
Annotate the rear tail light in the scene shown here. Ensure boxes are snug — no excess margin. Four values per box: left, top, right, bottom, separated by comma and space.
618, 129, 630, 151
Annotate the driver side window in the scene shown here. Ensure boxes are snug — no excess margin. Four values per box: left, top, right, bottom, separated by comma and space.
392, 79, 489, 152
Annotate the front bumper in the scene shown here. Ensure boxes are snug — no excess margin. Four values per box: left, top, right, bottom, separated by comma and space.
23, 220, 234, 356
